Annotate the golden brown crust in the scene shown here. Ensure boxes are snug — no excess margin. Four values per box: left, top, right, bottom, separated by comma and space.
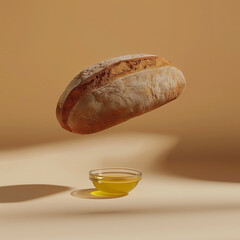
57, 56, 172, 131
67, 66, 185, 134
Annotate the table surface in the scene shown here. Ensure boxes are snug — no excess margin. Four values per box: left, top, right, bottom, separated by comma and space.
1, 133, 240, 240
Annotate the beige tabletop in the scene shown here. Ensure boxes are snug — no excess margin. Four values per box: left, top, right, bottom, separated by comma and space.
0, 133, 240, 240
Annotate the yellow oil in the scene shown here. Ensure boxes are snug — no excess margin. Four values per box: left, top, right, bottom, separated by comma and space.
91, 176, 141, 195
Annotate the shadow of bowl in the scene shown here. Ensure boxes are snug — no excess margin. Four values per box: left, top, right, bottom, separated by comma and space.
71, 188, 128, 199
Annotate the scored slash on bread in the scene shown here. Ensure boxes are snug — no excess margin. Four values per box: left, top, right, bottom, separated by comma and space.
56, 54, 186, 134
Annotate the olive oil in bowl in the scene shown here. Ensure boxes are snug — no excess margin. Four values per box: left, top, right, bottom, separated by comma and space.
89, 168, 142, 196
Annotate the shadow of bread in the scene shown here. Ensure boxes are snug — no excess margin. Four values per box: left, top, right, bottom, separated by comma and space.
0, 184, 71, 203
159, 135, 240, 182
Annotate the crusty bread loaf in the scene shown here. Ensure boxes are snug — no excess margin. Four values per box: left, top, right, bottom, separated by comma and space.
56, 54, 186, 134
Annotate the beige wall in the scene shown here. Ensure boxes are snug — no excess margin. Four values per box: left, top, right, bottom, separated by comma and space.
0, 0, 239, 150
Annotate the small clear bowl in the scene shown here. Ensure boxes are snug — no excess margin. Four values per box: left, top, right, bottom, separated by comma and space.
89, 168, 142, 196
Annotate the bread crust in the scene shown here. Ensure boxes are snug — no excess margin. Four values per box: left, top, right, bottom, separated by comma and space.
67, 66, 185, 134
57, 55, 172, 131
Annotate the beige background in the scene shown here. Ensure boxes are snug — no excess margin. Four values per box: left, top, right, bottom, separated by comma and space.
0, 1, 240, 239
1, 0, 239, 148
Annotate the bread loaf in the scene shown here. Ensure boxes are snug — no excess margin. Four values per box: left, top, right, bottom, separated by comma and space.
56, 54, 186, 134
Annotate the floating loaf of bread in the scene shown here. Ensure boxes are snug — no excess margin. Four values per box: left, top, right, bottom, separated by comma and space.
56, 54, 186, 134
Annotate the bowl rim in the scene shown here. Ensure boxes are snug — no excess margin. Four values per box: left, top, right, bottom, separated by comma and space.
89, 167, 142, 180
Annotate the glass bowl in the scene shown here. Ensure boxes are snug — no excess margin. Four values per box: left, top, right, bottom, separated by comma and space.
89, 168, 142, 196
